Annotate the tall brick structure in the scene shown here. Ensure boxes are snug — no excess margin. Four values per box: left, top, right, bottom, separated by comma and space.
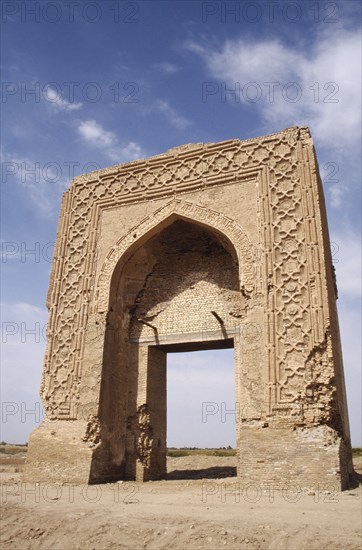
24, 127, 354, 489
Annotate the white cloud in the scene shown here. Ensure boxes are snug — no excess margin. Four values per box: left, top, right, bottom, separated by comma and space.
107, 141, 143, 163
1, 301, 47, 443
331, 230, 362, 300
186, 29, 361, 152
77, 119, 143, 163
78, 120, 117, 147
319, 162, 349, 209
1, 149, 67, 216
192, 38, 302, 84
154, 100, 192, 130
156, 62, 180, 74
328, 185, 348, 209
337, 303, 362, 447
44, 86, 83, 111
325, 229, 361, 446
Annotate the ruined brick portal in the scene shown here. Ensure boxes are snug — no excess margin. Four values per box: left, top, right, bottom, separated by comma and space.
24, 127, 354, 489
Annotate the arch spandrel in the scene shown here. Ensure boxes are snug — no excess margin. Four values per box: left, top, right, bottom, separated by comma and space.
95, 198, 255, 314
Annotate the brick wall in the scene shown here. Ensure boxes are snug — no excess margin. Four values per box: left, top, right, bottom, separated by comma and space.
125, 220, 241, 341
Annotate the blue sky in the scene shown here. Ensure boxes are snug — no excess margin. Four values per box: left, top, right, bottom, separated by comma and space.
1, 0, 361, 447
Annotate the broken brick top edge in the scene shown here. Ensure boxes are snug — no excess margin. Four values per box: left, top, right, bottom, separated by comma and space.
70, 125, 311, 188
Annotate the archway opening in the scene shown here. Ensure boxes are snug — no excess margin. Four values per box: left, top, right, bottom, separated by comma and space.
167, 347, 237, 480
93, 216, 243, 482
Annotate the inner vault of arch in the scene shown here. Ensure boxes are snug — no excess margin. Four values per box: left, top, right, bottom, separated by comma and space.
91, 219, 241, 482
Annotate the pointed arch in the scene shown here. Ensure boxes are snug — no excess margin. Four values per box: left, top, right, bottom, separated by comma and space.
95, 198, 255, 313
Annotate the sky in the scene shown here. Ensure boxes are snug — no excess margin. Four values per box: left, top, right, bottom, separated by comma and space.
1, 0, 361, 448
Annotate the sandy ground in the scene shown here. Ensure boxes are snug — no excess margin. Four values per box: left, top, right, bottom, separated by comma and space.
1, 454, 361, 550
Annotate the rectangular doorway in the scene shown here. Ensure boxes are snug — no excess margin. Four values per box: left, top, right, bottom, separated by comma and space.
166, 346, 236, 480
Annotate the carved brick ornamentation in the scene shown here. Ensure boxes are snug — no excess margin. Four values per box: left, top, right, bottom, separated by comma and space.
25, 127, 353, 490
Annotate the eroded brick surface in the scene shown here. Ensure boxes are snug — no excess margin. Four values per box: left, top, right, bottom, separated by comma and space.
24, 127, 354, 489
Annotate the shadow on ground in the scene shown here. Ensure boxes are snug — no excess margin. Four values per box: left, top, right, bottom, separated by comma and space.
167, 466, 237, 480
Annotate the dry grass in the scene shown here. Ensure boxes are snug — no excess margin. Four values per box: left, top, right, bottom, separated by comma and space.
167, 448, 236, 457
0, 444, 28, 455
0, 444, 360, 467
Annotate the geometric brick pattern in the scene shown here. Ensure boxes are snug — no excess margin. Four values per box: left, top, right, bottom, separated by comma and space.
25, 127, 353, 489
